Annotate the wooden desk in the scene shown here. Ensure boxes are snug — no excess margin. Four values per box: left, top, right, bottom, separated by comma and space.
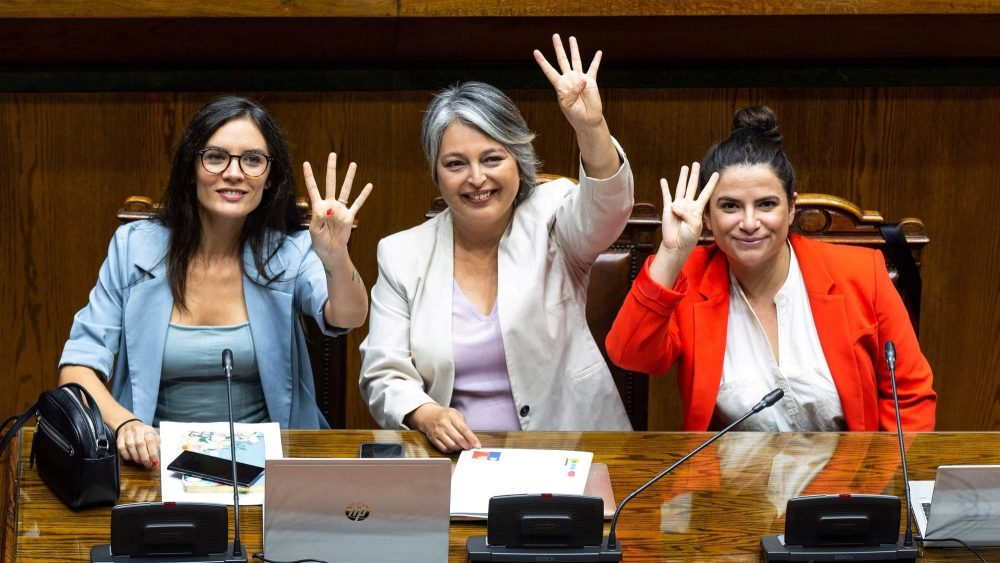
3, 430, 999, 562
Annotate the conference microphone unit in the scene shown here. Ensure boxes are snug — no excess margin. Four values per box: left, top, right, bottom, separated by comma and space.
466, 388, 785, 562
90, 350, 248, 563
760, 340, 920, 561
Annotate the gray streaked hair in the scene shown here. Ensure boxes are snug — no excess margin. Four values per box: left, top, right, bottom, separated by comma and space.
421, 81, 541, 206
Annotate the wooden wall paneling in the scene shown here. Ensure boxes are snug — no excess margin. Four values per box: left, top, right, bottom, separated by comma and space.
0, 1, 396, 18
6, 16, 1000, 67
391, 15, 1000, 63
396, 0, 1000, 17
276, 90, 399, 430
3, 0, 999, 19
0, 93, 190, 421
890, 88, 1000, 430
0, 18, 399, 65
341, 90, 434, 429
2, 87, 999, 431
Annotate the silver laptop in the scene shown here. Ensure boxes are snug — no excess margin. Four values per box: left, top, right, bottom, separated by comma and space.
909, 465, 1000, 548
264, 458, 452, 562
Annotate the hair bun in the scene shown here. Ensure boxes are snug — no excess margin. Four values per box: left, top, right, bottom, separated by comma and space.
732, 106, 782, 143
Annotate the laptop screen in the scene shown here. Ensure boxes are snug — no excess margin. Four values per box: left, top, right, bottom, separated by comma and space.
264, 458, 452, 563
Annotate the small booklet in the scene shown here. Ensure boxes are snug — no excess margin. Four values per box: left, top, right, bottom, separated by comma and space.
178, 428, 267, 494
450, 448, 594, 519
160, 421, 282, 506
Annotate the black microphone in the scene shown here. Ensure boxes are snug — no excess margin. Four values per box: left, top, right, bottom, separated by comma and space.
606, 388, 784, 550
885, 340, 913, 548
221, 348, 245, 560
885, 340, 897, 373
223, 349, 234, 378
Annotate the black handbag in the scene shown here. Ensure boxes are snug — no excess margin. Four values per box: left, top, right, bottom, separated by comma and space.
0, 382, 120, 509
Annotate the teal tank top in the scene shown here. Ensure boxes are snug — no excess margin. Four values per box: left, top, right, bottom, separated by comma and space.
153, 322, 270, 425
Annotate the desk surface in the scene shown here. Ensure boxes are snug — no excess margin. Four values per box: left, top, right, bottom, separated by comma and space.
3, 430, 999, 562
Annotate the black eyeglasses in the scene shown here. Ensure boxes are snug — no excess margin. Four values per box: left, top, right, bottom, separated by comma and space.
197, 149, 273, 177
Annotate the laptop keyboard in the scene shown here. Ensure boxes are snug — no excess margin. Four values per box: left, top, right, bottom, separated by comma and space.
922, 502, 932, 520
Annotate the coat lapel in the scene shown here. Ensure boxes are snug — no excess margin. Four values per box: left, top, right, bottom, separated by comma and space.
419, 211, 457, 405
124, 246, 172, 424
792, 235, 867, 430
242, 241, 293, 427
689, 249, 730, 430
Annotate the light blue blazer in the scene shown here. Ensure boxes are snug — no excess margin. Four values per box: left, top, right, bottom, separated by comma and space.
59, 220, 344, 429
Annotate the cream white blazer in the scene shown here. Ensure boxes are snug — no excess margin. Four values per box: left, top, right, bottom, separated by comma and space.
360, 141, 634, 431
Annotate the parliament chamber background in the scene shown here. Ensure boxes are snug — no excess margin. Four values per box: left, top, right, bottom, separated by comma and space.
1, 1, 999, 434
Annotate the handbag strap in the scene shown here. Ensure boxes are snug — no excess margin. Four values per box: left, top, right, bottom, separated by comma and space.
0, 402, 39, 457
1, 415, 17, 434
877, 223, 922, 324
58, 382, 111, 449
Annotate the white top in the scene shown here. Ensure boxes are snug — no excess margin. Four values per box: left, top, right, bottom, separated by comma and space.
711, 242, 847, 431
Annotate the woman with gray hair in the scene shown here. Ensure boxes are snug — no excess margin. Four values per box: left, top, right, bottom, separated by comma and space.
360, 34, 634, 452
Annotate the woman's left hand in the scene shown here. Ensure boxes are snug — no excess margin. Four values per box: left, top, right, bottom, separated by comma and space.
534, 34, 604, 131
303, 153, 373, 260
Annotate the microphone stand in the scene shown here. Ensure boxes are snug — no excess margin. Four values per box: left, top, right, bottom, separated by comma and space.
222, 349, 244, 560
885, 341, 914, 548
760, 342, 919, 561
607, 389, 785, 550
466, 389, 784, 562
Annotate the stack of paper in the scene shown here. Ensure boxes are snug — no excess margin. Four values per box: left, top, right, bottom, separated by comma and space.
450, 448, 593, 518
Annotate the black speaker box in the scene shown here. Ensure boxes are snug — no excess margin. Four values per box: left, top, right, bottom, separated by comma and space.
91, 502, 245, 562
486, 494, 604, 548
784, 494, 901, 547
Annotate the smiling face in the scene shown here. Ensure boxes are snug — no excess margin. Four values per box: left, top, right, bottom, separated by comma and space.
705, 164, 796, 273
435, 121, 520, 233
194, 117, 271, 225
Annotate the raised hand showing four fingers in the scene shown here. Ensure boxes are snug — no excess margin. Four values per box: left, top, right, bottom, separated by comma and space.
661, 163, 719, 257
534, 34, 604, 130
303, 152, 373, 260
645, 163, 720, 289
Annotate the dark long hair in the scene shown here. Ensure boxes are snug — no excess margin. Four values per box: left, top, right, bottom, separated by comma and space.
698, 106, 795, 202
159, 96, 299, 308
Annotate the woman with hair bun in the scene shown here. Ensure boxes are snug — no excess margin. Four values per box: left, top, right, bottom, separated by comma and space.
606, 106, 936, 432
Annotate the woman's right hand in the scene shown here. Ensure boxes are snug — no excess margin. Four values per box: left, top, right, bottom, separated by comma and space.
303, 153, 373, 262
406, 404, 481, 453
661, 163, 718, 254
116, 419, 160, 469
648, 163, 719, 287
59, 365, 162, 469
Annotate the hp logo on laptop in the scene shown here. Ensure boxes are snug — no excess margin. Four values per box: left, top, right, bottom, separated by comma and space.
345, 502, 370, 522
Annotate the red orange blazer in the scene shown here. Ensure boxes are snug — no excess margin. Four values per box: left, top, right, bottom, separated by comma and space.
606, 234, 936, 432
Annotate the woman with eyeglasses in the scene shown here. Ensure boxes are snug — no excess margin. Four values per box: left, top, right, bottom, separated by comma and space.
359, 35, 633, 453
58, 96, 372, 468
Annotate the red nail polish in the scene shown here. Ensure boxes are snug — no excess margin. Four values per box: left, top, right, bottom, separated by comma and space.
153, 461, 159, 467
326, 208, 333, 216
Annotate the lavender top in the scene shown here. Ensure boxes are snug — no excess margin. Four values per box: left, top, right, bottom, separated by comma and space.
449, 280, 521, 431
